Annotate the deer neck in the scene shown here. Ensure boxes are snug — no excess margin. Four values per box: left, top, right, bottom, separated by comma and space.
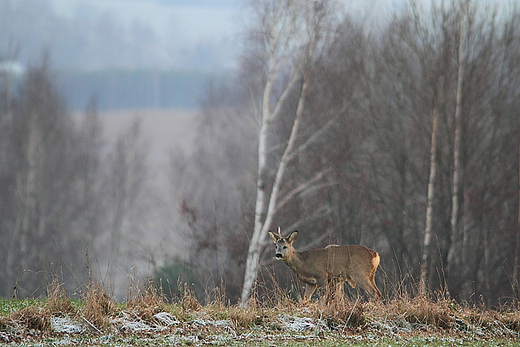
282, 249, 303, 272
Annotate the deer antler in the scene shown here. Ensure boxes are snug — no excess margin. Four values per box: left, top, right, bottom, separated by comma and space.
277, 226, 281, 236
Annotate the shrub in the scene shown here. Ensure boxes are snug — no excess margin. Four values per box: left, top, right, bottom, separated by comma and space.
153, 258, 204, 302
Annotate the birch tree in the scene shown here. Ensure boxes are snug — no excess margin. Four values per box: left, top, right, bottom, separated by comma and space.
240, 0, 338, 305
420, 109, 440, 294
446, 0, 468, 296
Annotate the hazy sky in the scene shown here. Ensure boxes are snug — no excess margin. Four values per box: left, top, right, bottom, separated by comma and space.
46, 0, 404, 69
8, 0, 509, 72
49, 0, 240, 42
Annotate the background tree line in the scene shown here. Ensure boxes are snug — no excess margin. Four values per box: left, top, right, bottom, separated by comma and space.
1, 0, 520, 306
0, 58, 156, 299
172, 0, 520, 305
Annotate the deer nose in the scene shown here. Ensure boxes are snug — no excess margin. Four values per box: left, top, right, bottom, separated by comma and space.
275, 253, 282, 258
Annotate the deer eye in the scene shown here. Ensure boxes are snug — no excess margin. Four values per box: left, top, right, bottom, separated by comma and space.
283, 246, 287, 249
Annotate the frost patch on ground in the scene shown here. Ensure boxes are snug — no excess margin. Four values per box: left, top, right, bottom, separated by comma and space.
48, 311, 184, 335
192, 318, 232, 328
278, 315, 328, 332
371, 318, 413, 335
51, 316, 84, 334
111, 311, 171, 333
154, 312, 180, 326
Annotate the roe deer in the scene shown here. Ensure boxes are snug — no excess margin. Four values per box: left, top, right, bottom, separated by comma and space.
269, 228, 381, 302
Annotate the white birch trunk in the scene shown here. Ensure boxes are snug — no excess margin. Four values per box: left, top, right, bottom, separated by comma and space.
240, 22, 281, 302
240, 114, 270, 305
447, 5, 467, 289
18, 111, 41, 270
420, 108, 440, 294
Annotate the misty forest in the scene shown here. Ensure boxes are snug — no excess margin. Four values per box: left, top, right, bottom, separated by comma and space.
1, 0, 520, 308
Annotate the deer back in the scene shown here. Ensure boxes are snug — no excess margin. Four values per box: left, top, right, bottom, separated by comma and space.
298, 245, 378, 279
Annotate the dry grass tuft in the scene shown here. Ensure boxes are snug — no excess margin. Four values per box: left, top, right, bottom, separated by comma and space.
199, 287, 230, 320
81, 280, 115, 332
500, 310, 520, 332
473, 305, 520, 333
179, 283, 202, 311
45, 279, 75, 315
251, 273, 301, 310
227, 304, 260, 328
459, 304, 494, 329
370, 294, 453, 330
126, 279, 166, 321
402, 296, 452, 328
11, 306, 51, 331
310, 298, 366, 328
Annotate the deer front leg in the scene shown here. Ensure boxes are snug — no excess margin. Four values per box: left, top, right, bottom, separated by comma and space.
325, 278, 345, 304
304, 283, 317, 302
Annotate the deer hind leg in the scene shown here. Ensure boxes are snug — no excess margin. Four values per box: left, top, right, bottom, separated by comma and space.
368, 270, 382, 300
353, 271, 381, 300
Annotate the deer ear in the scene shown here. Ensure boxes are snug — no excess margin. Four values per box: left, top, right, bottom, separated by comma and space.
287, 230, 298, 244
268, 231, 279, 243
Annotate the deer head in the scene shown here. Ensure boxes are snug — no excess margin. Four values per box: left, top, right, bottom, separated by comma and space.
268, 227, 298, 260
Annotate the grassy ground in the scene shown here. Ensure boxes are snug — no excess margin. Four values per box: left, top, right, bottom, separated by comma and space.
0, 280, 519, 346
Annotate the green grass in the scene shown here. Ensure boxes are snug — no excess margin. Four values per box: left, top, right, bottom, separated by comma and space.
0, 298, 42, 316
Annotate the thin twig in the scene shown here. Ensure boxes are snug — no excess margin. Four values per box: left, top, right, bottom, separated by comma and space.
80, 315, 103, 334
